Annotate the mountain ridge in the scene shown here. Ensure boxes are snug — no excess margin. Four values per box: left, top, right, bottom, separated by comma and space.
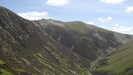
0, 6, 133, 75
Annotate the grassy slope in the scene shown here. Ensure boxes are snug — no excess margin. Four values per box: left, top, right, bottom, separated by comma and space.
0, 60, 13, 75
0, 7, 92, 75
1, 6, 133, 75
93, 42, 133, 75
65, 21, 108, 34
66, 22, 89, 34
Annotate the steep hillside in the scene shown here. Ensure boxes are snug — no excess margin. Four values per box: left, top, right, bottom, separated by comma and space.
36, 19, 133, 60
0, 6, 91, 75
92, 42, 133, 75
0, 6, 133, 75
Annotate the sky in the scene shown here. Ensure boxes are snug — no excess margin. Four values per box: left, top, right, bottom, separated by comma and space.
0, 0, 133, 34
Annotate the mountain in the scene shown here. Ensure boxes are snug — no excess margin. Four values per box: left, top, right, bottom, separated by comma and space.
92, 42, 133, 75
0, 6, 133, 75
35, 19, 133, 59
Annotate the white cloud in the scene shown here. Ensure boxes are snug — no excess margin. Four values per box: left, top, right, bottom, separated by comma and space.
111, 24, 133, 34
18, 11, 49, 20
98, 16, 112, 23
46, 0, 69, 6
87, 21, 95, 25
126, 6, 133, 13
100, 0, 125, 4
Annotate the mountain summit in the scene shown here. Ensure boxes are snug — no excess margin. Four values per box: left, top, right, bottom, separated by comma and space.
0, 6, 133, 75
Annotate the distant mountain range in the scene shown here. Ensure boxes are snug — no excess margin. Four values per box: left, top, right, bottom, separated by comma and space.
0, 6, 133, 75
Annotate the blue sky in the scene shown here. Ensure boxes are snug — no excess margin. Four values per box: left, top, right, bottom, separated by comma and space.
0, 0, 133, 34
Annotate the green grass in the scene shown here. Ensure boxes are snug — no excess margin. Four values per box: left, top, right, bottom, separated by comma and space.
0, 60, 13, 75
94, 42, 133, 75
12, 67, 25, 72
0, 69, 13, 75
66, 22, 88, 34
0, 60, 5, 65
32, 74, 37, 75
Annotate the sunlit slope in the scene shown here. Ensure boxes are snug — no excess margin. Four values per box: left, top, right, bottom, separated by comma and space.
93, 42, 133, 75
